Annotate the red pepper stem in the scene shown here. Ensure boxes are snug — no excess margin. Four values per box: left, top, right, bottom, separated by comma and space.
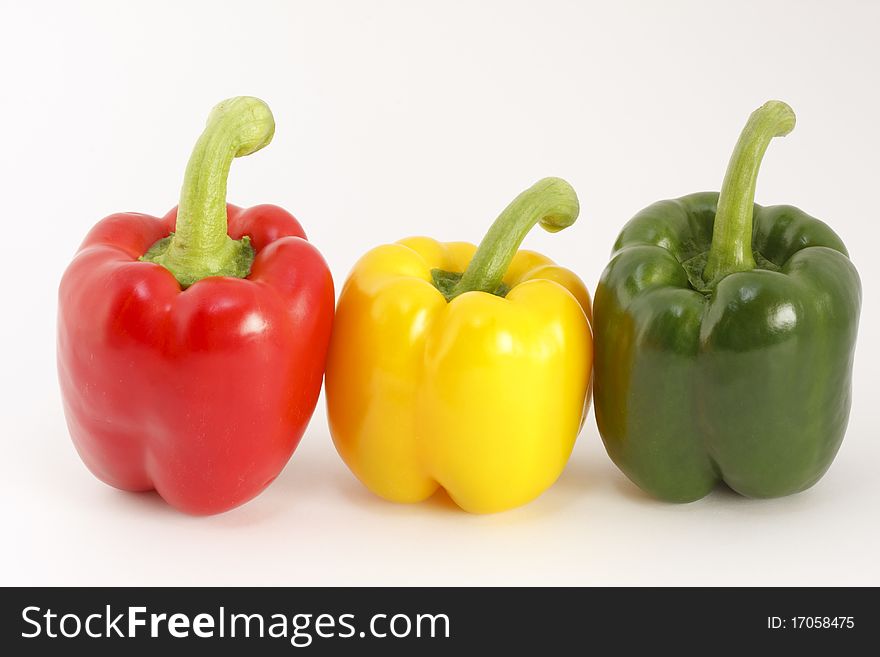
449, 177, 579, 300
703, 100, 796, 285
140, 97, 275, 288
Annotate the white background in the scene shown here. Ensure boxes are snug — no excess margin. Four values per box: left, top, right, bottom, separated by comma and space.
1, 0, 878, 585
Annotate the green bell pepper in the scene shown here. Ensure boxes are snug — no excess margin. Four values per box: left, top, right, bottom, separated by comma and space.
593, 101, 861, 502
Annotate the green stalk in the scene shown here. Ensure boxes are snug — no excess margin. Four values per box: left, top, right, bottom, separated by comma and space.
434, 177, 579, 301
141, 96, 275, 288
703, 100, 796, 285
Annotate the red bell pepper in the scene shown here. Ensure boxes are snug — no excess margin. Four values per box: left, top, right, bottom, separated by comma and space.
57, 97, 334, 514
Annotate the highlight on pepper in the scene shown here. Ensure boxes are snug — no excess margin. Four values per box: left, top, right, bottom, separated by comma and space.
593, 100, 861, 502
325, 178, 594, 514
57, 97, 335, 514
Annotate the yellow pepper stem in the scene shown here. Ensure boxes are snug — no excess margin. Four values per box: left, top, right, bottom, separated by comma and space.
440, 177, 579, 301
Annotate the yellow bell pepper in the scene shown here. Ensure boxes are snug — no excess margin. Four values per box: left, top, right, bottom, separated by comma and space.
326, 178, 593, 513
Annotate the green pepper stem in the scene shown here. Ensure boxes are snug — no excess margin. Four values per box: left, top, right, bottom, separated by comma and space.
448, 177, 579, 300
141, 96, 275, 287
703, 100, 796, 285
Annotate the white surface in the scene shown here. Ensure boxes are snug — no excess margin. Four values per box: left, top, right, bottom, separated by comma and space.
1, 0, 878, 586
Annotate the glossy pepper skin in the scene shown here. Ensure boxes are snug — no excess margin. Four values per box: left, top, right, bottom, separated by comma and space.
57, 98, 334, 514
326, 178, 592, 514
594, 102, 860, 502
